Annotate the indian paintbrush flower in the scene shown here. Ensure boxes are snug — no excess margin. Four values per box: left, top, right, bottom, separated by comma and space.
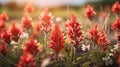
24, 35, 40, 55
18, 51, 36, 67
65, 14, 83, 47
10, 22, 22, 42
49, 24, 64, 55
0, 41, 8, 57
1, 28, 11, 44
85, 4, 96, 21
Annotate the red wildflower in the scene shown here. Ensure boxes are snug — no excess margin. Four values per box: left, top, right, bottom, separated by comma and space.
85, 5, 96, 21
0, 20, 5, 31
33, 23, 40, 36
89, 24, 99, 43
117, 55, 120, 65
10, 22, 22, 42
97, 29, 109, 51
0, 41, 8, 57
39, 8, 53, 33
49, 24, 64, 54
99, 12, 106, 19
1, 28, 11, 44
112, 2, 120, 14
65, 14, 83, 47
0, 11, 8, 21
21, 14, 32, 30
112, 18, 120, 32
18, 51, 36, 67
24, 35, 40, 55
25, 3, 34, 13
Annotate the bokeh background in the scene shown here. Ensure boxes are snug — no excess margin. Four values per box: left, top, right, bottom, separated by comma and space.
0, 0, 119, 22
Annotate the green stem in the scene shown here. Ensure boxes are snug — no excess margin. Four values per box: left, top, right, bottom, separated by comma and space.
44, 32, 48, 57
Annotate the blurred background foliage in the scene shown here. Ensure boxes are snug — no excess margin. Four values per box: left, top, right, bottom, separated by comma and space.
0, 0, 119, 21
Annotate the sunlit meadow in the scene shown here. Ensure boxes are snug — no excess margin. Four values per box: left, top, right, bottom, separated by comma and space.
0, 0, 120, 67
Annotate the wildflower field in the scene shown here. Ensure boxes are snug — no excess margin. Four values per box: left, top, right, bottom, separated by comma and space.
1, 1, 120, 67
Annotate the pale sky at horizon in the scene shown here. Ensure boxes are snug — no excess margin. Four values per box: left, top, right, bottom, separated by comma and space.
0, 0, 100, 7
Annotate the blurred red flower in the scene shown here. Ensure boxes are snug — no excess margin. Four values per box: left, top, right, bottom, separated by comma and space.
65, 14, 83, 47
112, 18, 120, 32
112, 2, 120, 14
89, 24, 99, 43
10, 22, 22, 42
117, 55, 120, 65
0, 20, 5, 31
0, 41, 8, 57
39, 8, 53, 33
24, 35, 40, 55
49, 24, 64, 54
98, 29, 109, 51
33, 23, 41, 36
25, 3, 34, 13
1, 28, 11, 44
85, 5, 96, 21
0, 11, 8, 21
21, 14, 32, 30
99, 12, 106, 19
18, 51, 36, 67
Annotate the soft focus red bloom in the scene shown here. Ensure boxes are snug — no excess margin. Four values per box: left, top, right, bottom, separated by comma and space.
99, 12, 106, 19
98, 29, 109, 51
1, 28, 11, 44
25, 3, 34, 13
112, 2, 120, 14
0, 41, 8, 57
24, 35, 40, 55
21, 14, 32, 30
33, 23, 40, 36
112, 18, 120, 32
10, 22, 22, 42
65, 14, 83, 47
0, 20, 5, 31
85, 5, 96, 21
117, 55, 120, 65
89, 24, 99, 43
18, 51, 36, 67
39, 8, 53, 33
49, 24, 64, 54
0, 11, 8, 21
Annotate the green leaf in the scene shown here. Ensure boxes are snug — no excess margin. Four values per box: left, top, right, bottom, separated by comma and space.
82, 62, 91, 67
76, 57, 81, 61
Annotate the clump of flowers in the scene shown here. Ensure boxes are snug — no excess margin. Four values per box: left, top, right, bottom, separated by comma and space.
1, 28, 11, 44
89, 24, 99, 43
21, 14, 32, 31
39, 8, 53, 33
65, 14, 83, 47
0, 41, 8, 56
98, 29, 109, 51
85, 4, 96, 21
0, 11, 8, 21
10, 22, 22, 42
33, 23, 40, 36
24, 35, 40, 55
112, 18, 120, 43
112, 18, 120, 32
18, 51, 36, 67
0, 20, 6, 32
24, 3, 34, 13
112, 2, 120, 16
49, 24, 64, 57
